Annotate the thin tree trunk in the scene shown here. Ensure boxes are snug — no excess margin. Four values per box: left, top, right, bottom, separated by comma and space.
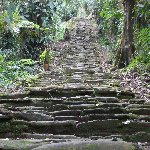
115, 0, 135, 68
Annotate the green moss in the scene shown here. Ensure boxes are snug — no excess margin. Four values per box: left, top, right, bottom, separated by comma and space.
0, 121, 29, 137
123, 132, 150, 142
0, 122, 11, 133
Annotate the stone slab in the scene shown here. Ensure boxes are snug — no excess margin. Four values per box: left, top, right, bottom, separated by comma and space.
32, 139, 134, 150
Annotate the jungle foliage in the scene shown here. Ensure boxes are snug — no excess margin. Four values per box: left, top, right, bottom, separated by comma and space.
0, 0, 83, 90
95, 0, 149, 68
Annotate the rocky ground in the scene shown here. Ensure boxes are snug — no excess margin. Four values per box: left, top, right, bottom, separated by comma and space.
98, 45, 150, 102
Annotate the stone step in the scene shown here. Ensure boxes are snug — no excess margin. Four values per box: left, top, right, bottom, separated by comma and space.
76, 120, 150, 136
50, 108, 127, 116
12, 112, 54, 121
0, 93, 28, 99
29, 120, 77, 134
62, 101, 96, 105
0, 114, 12, 121
122, 132, 150, 142
87, 114, 135, 121
0, 139, 134, 150
83, 108, 127, 115
138, 115, 150, 122
53, 114, 136, 122
52, 103, 128, 111
129, 99, 145, 104
84, 79, 110, 84
1, 97, 62, 104
0, 98, 32, 104
65, 68, 95, 74
127, 108, 150, 115
10, 106, 45, 111
90, 132, 150, 143
54, 116, 80, 121
32, 139, 134, 150
22, 133, 81, 140
29, 88, 94, 97
28, 85, 134, 98
127, 104, 150, 109
51, 110, 82, 116
65, 96, 120, 103
88, 97, 120, 103
94, 89, 135, 98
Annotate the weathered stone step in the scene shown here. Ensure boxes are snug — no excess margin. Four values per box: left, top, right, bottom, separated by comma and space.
0, 98, 31, 104
51, 110, 82, 116
87, 114, 135, 121
28, 85, 91, 91
84, 79, 111, 84
0, 94, 131, 106
122, 99, 145, 104
9, 106, 45, 111
62, 101, 96, 105
29, 120, 77, 134
65, 96, 120, 103
138, 115, 150, 122
92, 72, 113, 78
53, 114, 136, 122
12, 112, 54, 121
86, 114, 150, 122
90, 132, 150, 143
32, 139, 134, 150
41, 98, 63, 103
83, 108, 127, 115
50, 108, 126, 116
1, 97, 63, 105
127, 104, 150, 109
34, 82, 63, 86
0, 139, 134, 150
65, 68, 96, 74
0, 114, 12, 121
28, 85, 134, 98
28, 87, 94, 97
93, 87, 134, 97
63, 104, 96, 109
127, 108, 150, 115
0, 93, 28, 99
22, 133, 81, 139
122, 132, 150, 142
54, 116, 81, 121
129, 99, 145, 104
76, 120, 150, 136
37, 79, 64, 83
52, 103, 128, 111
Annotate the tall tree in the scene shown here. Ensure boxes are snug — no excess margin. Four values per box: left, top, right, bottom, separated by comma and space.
115, 0, 135, 68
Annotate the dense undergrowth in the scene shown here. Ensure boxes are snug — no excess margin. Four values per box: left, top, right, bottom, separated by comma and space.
96, 0, 149, 65
0, 56, 40, 93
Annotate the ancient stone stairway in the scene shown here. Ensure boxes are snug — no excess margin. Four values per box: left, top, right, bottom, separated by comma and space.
0, 18, 150, 150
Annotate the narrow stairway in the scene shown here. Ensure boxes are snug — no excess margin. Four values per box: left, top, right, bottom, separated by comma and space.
0, 18, 150, 150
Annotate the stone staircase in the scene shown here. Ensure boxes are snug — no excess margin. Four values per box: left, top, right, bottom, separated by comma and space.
0, 18, 150, 150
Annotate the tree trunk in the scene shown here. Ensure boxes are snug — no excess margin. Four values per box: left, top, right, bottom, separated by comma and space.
115, 0, 135, 68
